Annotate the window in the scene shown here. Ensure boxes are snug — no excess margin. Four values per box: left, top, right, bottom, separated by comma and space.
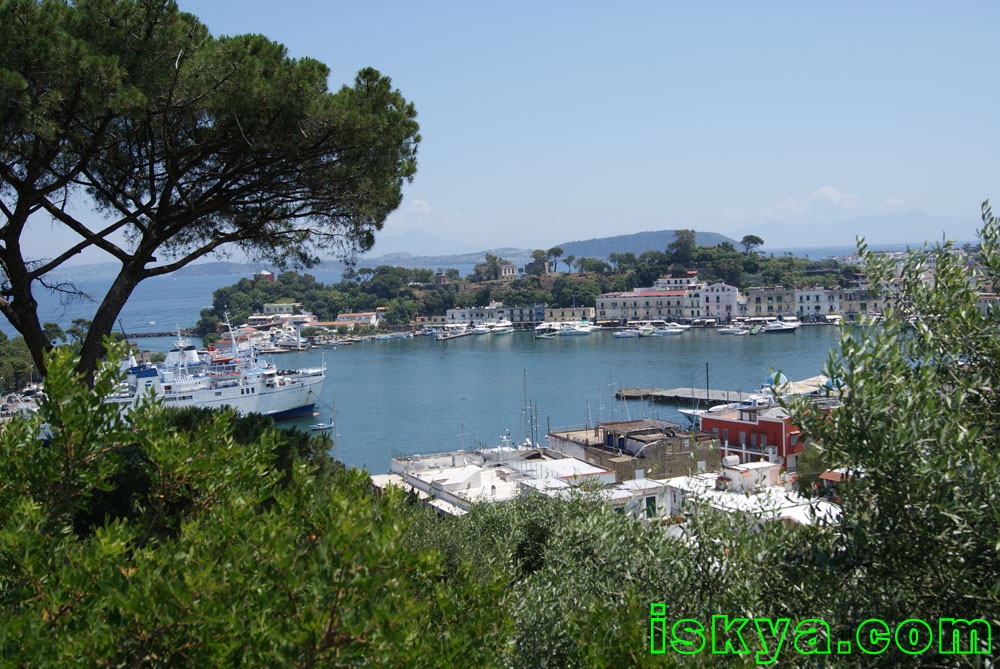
645, 496, 657, 518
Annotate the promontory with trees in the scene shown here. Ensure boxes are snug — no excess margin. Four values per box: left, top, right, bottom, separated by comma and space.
194, 229, 864, 336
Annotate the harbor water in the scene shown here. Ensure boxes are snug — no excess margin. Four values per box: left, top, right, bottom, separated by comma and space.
5, 273, 846, 475
221, 327, 841, 474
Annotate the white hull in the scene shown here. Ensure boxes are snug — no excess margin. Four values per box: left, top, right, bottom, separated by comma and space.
108, 369, 324, 419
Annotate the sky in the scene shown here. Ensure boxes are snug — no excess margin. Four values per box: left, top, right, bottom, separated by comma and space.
20, 1, 1000, 262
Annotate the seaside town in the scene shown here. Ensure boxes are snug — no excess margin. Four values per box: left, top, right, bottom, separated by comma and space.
2, 1, 998, 665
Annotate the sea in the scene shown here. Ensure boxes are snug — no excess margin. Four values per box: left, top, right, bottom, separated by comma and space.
3, 268, 848, 475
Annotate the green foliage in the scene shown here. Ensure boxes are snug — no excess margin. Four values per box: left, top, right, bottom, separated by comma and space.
740, 234, 764, 253
775, 201, 1000, 658
0, 334, 35, 392
0, 345, 504, 665
0, 0, 420, 378
666, 229, 697, 264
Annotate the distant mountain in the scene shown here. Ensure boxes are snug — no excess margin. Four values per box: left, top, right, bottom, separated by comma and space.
362, 230, 476, 257
355, 247, 533, 269
552, 230, 736, 259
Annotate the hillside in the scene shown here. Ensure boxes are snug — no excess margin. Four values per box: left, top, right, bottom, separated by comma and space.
554, 230, 736, 259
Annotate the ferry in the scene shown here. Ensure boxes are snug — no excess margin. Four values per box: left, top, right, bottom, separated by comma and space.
105, 325, 325, 420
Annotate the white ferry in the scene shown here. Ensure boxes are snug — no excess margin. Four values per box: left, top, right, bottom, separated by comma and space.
106, 329, 325, 420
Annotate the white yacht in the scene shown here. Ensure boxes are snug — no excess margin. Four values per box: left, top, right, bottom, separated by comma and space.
763, 319, 800, 333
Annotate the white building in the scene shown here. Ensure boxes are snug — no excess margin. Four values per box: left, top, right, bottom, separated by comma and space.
373, 445, 674, 522
702, 283, 739, 323
446, 301, 546, 327
335, 306, 386, 327
795, 287, 840, 321
650, 272, 701, 290
664, 458, 840, 528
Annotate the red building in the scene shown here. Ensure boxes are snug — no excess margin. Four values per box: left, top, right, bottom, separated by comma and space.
699, 404, 803, 470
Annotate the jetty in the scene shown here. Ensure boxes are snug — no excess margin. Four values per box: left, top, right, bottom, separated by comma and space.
436, 330, 473, 341
124, 329, 197, 339
615, 387, 749, 406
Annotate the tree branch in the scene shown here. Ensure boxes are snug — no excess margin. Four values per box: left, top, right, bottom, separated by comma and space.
35, 198, 130, 263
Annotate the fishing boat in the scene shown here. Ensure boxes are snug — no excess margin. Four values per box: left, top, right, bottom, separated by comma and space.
310, 418, 335, 431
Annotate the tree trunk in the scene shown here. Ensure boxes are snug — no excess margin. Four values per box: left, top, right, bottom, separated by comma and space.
75, 265, 143, 383
0, 204, 53, 378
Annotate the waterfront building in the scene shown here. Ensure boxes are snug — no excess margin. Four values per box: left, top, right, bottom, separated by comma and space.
699, 403, 803, 470
702, 283, 739, 323
794, 287, 841, 321
547, 420, 721, 481
446, 301, 545, 328
840, 288, 883, 321
544, 306, 595, 322
336, 306, 387, 327
664, 459, 840, 528
698, 391, 839, 471
414, 315, 448, 326
682, 282, 706, 321
741, 286, 797, 319
595, 290, 686, 323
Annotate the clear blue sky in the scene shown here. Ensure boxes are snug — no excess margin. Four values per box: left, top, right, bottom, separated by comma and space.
28, 1, 1000, 262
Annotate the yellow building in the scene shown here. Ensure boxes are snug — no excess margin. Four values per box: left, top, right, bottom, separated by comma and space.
545, 306, 596, 322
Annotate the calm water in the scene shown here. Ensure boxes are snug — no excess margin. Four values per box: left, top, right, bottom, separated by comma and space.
266, 327, 842, 474
4, 273, 846, 475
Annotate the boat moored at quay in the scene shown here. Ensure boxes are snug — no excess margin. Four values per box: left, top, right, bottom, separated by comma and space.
106, 328, 325, 420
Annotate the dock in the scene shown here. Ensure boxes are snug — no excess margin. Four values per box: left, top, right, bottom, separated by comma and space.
615, 387, 750, 406
436, 331, 473, 341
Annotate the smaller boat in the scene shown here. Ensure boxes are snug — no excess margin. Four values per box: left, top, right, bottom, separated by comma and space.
763, 320, 800, 333
556, 323, 592, 336
613, 328, 642, 338
716, 325, 744, 334
650, 326, 684, 336
310, 416, 335, 431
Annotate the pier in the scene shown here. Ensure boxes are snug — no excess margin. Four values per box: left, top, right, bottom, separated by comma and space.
436, 331, 473, 341
615, 387, 749, 406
